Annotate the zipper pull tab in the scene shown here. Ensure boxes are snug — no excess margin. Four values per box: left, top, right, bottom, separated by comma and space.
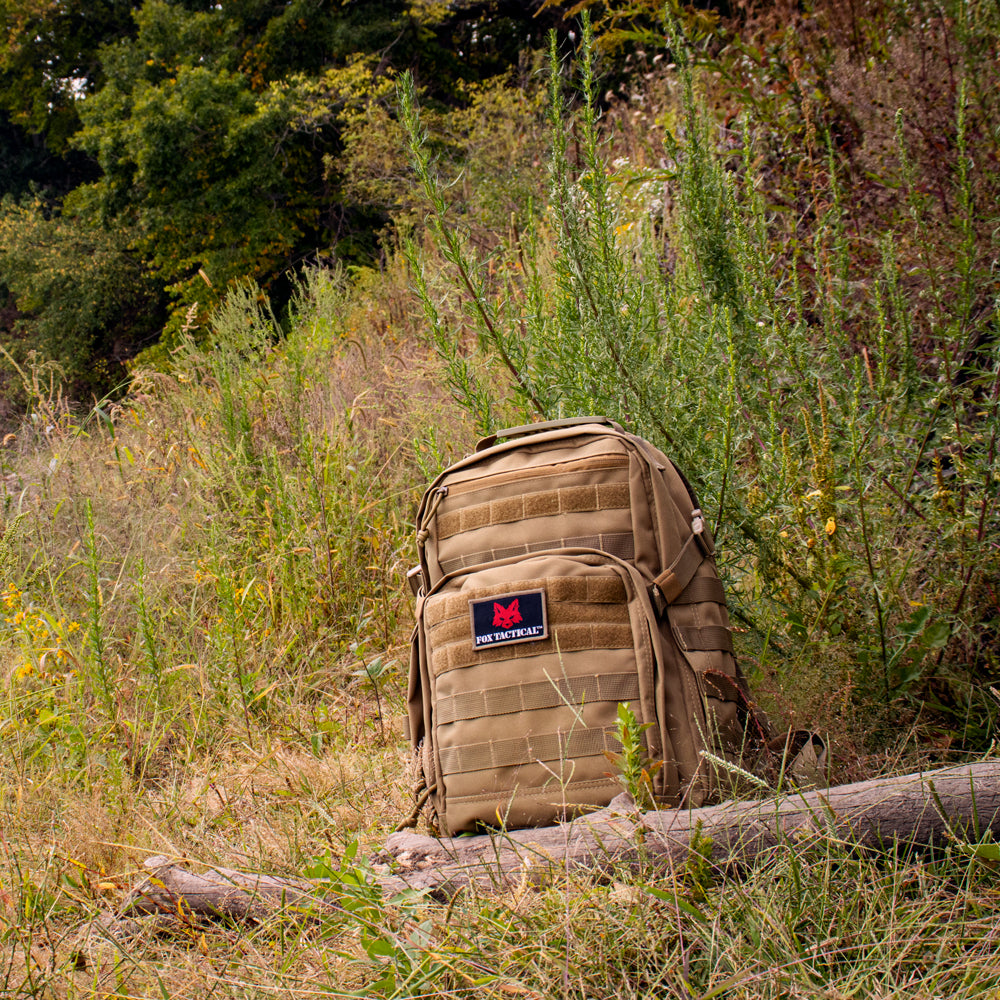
416, 485, 448, 547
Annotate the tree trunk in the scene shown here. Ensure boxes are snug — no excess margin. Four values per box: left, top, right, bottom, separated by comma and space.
85, 761, 1000, 943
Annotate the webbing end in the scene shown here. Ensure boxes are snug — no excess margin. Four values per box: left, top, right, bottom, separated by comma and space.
691, 509, 714, 556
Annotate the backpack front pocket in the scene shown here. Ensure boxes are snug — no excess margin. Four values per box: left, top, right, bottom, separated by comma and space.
420, 551, 679, 834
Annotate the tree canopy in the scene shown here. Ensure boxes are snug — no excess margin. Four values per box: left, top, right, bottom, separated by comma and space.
0, 0, 565, 396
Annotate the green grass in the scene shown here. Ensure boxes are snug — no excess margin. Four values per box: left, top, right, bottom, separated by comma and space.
1, 0, 999, 994
2, 260, 996, 1000
0, 266, 473, 997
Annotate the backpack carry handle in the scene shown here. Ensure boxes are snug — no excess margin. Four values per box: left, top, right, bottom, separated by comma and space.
475, 415, 622, 452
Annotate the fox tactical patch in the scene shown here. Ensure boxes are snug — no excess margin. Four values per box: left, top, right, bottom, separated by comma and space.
470, 589, 548, 650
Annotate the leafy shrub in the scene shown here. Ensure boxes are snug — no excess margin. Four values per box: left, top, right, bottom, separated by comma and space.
0, 197, 161, 398
400, 11, 1000, 749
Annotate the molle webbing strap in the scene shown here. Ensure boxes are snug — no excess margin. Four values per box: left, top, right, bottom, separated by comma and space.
672, 576, 727, 606
432, 623, 635, 675
654, 530, 709, 605
435, 672, 641, 726
425, 575, 628, 628
439, 533, 635, 577
438, 724, 621, 776
672, 625, 734, 655
436, 483, 631, 540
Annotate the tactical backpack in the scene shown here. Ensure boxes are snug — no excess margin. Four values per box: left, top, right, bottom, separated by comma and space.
405, 416, 768, 835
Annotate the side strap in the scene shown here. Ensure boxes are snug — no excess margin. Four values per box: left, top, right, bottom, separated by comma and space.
672, 625, 734, 655
671, 576, 726, 606
654, 511, 714, 604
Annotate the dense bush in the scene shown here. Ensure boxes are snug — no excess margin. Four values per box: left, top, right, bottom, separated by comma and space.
0, 0, 569, 402
401, 6, 1000, 748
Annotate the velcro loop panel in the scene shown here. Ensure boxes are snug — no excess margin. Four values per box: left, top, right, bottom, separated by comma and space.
672, 625, 734, 654
435, 672, 641, 726
429, 599, 629, 646
440, 533, 635, 576
672, 576, 726, 606
438, 724, 621, 775
425, 576, 628, 628
437, 483, 631, 540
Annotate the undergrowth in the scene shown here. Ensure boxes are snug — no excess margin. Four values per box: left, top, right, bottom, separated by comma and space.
0, 1, 998, 995
400, 6, 1000, 753
0, 265, 473, 997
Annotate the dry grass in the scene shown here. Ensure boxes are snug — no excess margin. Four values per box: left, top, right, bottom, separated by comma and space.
3, 264, 997, 997
0, 265, 477, 998
3, 7, 1000, 989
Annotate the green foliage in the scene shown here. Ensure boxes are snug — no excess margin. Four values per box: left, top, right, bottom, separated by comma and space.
0, 196, 161, 396
0, 111, 95, 203
0, 0, 136, 152
341, 69, 548, 239
1, 4, 999, 994
280, 822, 1000, 999
308, 844, 453, 999
607, 701, 661, 809
439, 835, 1000, 998
0, 270, 424, 783
0, 263, 475, 994
67, 1, 327, 328
402, 9, 1000, 744
0, 0, 570, 401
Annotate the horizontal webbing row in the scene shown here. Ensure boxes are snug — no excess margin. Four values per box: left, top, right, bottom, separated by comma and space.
443, 453, 629, 501
438, 724, 621, 775
432, 623, 635, 676
439, 532, 636, 578
425, 575, 628, 628
435, 672, 641, 726
673, 576, 727, 606
673, 625, 734, 654
437, 483, 631, 540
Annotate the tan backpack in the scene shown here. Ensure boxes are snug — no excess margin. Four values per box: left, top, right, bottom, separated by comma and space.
405, 417, 768, 835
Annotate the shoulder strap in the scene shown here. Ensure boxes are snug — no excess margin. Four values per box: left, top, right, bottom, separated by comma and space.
653, 509, 715, 604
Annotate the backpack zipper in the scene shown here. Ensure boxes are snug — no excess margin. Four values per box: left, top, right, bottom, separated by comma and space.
416, 485, 449, 548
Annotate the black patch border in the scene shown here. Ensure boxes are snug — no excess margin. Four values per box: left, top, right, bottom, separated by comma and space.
469, 589, 548, 650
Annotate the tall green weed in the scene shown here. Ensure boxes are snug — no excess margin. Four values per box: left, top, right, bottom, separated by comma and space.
400, 12, 999, 747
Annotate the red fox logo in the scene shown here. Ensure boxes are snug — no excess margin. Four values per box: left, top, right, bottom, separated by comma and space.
492, 599, 522, 630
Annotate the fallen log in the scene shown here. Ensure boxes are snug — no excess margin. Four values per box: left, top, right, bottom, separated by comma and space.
380, 759, 1000, 896
86, 760, 1000, 943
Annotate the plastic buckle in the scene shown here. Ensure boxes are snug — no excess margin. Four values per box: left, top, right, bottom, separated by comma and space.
691, 508, 713, 556
650, 584, 668, 618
